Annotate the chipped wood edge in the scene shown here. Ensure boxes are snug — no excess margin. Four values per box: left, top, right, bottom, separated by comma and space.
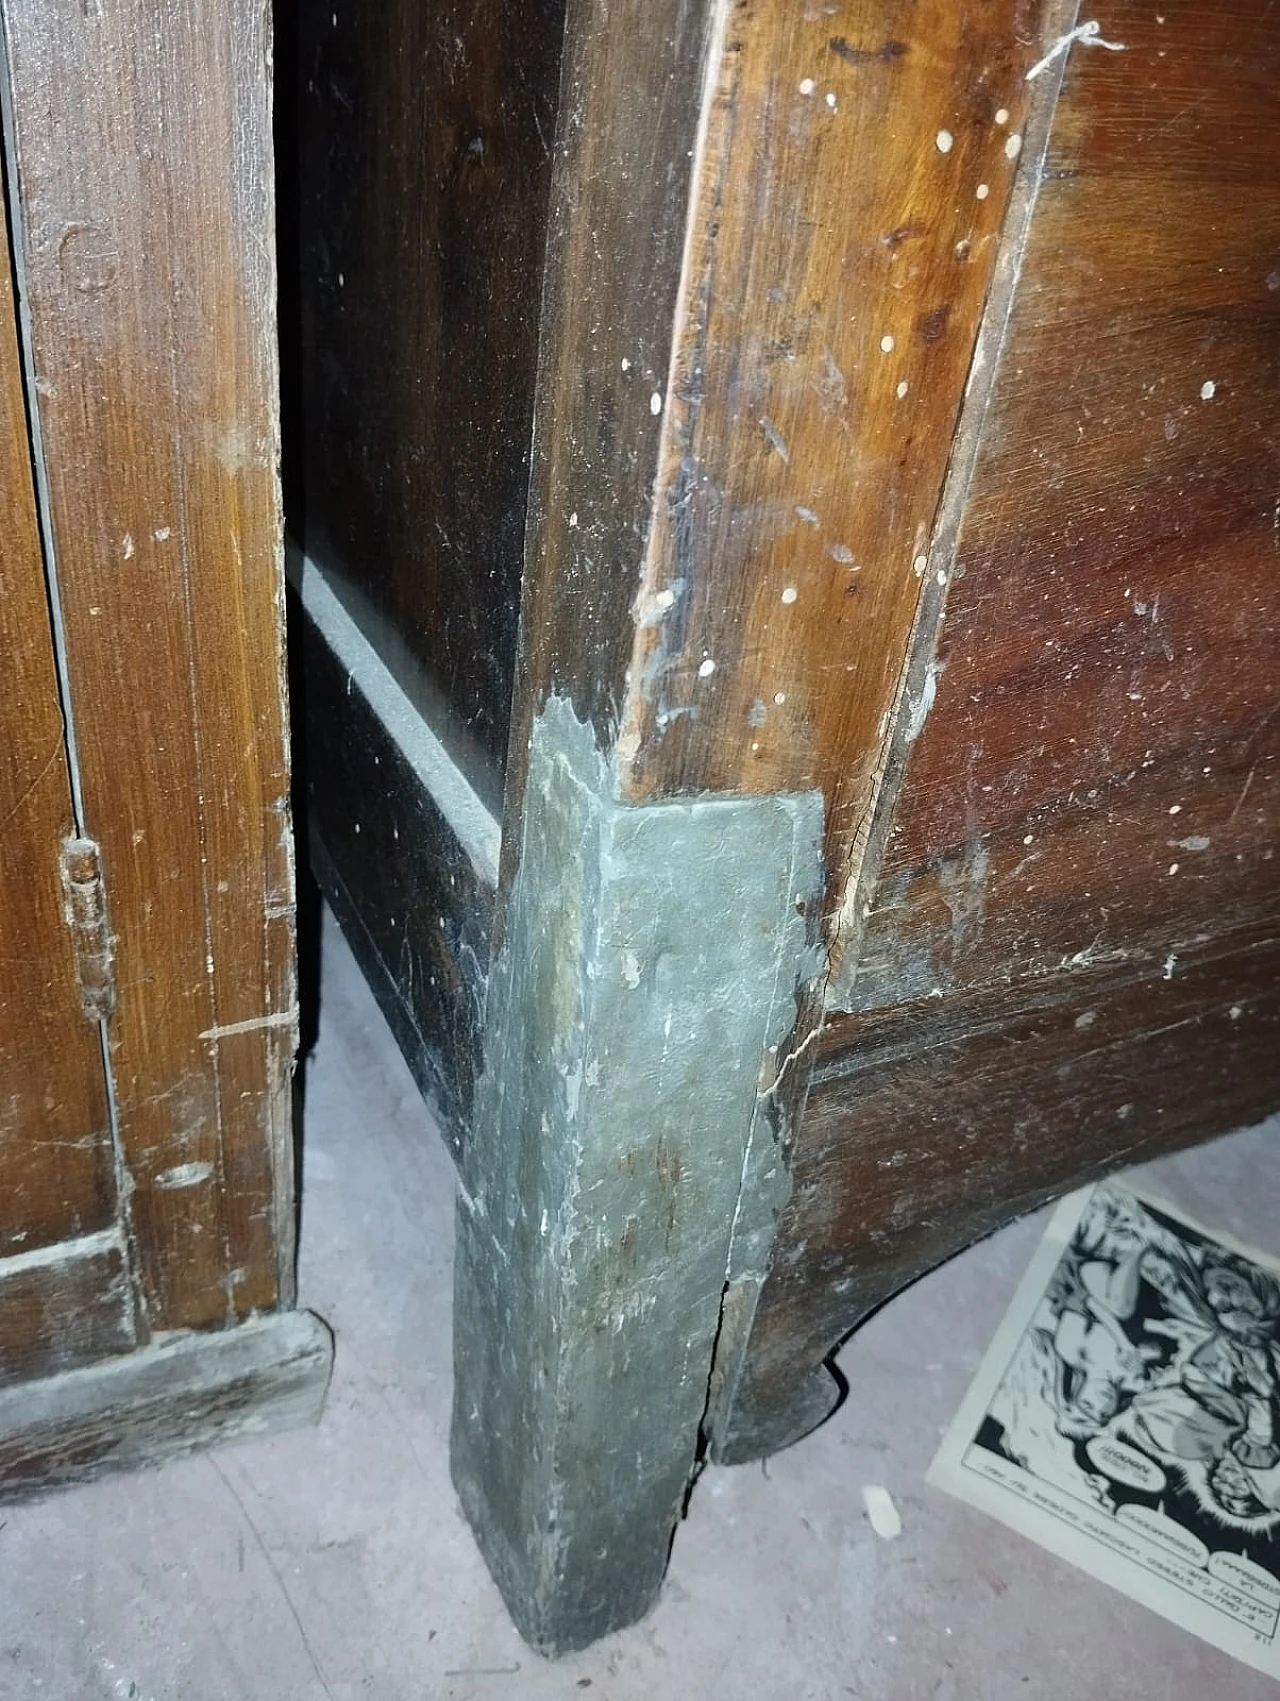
0, 1309, 333, 1502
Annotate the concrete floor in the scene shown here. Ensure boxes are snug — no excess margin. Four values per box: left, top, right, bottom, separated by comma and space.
3, 909, 1277, 1700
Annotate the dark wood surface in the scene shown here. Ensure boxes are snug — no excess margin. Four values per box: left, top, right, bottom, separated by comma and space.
0, 211, 115, 1261
722, 933, 1280, 1462
721, 0, 1280, 1460
496, 0, 722, 867
293, 0, 565, 779
616, 0, 1068, 856
0, 1237, 137, 1385
300, 604, 495, 1153
3, 0, 295, 1329
845, 0, 1280, 1011
0, 1310, 331, 1501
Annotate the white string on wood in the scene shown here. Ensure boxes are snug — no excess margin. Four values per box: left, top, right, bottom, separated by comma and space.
1025, 18, 1126, 81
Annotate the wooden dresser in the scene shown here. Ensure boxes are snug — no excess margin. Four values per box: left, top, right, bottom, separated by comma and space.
286, 0, 1280, 1656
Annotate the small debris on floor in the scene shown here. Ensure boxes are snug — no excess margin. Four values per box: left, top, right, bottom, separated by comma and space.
862, 1484, 902, 1540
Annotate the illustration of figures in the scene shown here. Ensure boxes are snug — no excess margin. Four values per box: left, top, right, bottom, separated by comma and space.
1048, 1196, 1166, 1440
1124, 1250, 1280, 1524
930, 1182, 1280, 1676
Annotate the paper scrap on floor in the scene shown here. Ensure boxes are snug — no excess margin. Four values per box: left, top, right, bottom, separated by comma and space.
929, 1181, 1280, 1680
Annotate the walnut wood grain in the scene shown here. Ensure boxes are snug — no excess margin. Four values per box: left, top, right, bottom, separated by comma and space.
0, 216, 115, 1259
721, 0, 1280, 1459
616, 0, 1069, 867
2, 0, 295, 1328
842, 0, 1280, 1011
720, 933, 1280, 1462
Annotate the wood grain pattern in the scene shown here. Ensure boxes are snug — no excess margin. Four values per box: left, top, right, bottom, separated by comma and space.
500, 0, 720, 863
2, 0, 295, 1328
294, 0, 565, 777
720, 932, 1280, 1461
0, 1309, 331, 1501
0, 1234, 136, 1386
616, 0, 1067, 868
840, 0, 1280, 1011
0, 225, 115, 1259
724, 0, 1280, 1458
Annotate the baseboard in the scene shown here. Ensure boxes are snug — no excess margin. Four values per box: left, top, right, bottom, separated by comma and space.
0, 1308, 333, 1502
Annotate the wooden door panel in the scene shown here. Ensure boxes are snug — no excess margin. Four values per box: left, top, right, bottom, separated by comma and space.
0, 226, 115, 1260
1, 0, 295, 1329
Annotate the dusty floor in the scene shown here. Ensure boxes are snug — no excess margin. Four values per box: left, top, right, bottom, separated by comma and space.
3, 910, 1277, 1700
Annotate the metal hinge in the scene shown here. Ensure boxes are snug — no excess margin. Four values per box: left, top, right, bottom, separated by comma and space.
60, 836, 116, 1022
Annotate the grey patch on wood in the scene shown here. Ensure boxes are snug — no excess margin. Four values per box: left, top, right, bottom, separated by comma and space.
0, 1309, 333, 1501
451, 693, 823, 1655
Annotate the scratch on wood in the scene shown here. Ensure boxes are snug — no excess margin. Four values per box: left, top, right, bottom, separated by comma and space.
198, 1010, 298, 1042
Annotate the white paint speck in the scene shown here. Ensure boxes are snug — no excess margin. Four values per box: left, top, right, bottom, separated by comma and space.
621, 950, 642, 989
780, 586, 798, 605
1168, 862, 1180, 876
122, 534, 134, 559
1024, 834, 1034, 845
154, 526, 171, 541
994, 107, 1010, 126
1005, 133, 1023, 160
1230, 1004, 1243, 1019
830, 543, 854, 564
338, 271, 345, 288
155, 1160, 214, 1190
913, 554, 928, 576
936, 569, 947, 586
799, 77, 815, 96
1163, 953, 1178, 979
976, 182, 990, 200
896, 379, 909, 399
936, 129, 954, 154
1168, 803, 1182, 814
698, 657, 716, 678
568, 511, 579, 528
773, 691, 787, 706
650, 390, 663, 415
1200, 380, 1216, 401
825, 91, 838, 110
795, 505, 820, 525
880, 333, 896, 353
620, 357, 630, 371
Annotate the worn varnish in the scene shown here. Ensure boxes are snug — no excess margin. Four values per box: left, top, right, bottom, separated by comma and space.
720, 0, 1280, 1459
3, 0, 295, 1329
0, 227, 115, 1261
616, 0, 1068, 857
0, 1235, 137, 1385
721, 935, 1280, 1462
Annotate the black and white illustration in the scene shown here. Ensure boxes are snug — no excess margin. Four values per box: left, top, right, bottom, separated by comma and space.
930, 1183, 1280, 1678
